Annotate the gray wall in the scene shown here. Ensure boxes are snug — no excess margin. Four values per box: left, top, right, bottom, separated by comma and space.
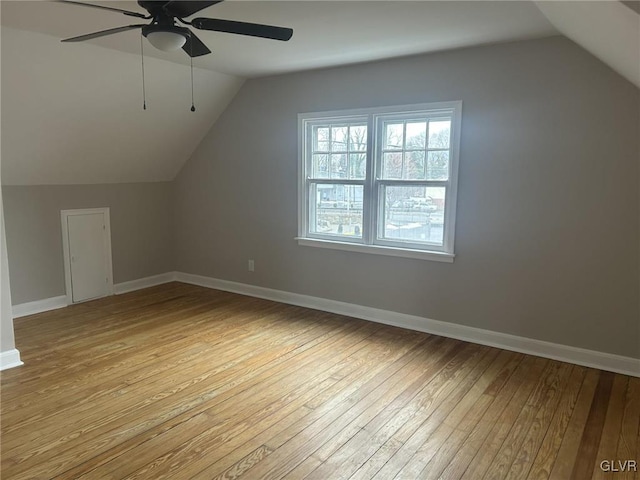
3, 182, 173, 305
174, 36, 640, 359
1, 185, 17, 353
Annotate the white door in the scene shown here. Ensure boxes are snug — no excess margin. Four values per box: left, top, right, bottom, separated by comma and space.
63, 209, 113, 303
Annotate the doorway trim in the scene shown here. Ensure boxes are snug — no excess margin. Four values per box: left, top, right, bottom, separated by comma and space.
61, 208, 114, 305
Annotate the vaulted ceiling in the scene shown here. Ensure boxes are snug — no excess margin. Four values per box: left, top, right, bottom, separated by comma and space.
1, 26, 244, 185
2, 1, 558, 78
1, 1, 637, 186
535, 1, 639, 88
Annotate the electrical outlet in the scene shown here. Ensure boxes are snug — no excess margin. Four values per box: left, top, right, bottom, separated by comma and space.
248, 259, 255, 272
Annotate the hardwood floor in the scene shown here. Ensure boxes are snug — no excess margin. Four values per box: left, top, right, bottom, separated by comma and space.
1, 282, 638, 479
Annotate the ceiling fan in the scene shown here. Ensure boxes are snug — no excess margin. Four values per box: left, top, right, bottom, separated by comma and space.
59, 0, 294, 57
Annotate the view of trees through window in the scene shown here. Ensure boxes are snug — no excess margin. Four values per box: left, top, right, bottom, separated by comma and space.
311, 124, 367, 179
309, 118, 451, 245
382, 119, 450, 181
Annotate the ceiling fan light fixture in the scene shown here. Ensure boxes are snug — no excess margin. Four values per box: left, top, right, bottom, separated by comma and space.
61, 1, 293, 59
146, 30, 186, 51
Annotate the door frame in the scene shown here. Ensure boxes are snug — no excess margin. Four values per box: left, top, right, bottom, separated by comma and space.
61, 207, 114, 304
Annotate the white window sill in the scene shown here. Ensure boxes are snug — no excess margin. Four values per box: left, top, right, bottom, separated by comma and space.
295, 237, 455, 263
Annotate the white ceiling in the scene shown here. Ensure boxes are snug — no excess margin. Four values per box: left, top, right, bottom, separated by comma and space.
535, 1, 640, 88
1, 1, 559, 78
1, 26, 244, 185
1, 1, 637, 186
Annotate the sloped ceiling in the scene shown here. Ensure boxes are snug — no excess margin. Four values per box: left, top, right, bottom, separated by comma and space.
535, 1, 640, 88
1, 1, 637, 186
1, 26, 244, 185
2, 1, 558, 78
1, 1, 560, 186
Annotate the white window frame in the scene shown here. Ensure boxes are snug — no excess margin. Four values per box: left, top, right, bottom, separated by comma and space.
297, 101, 462, 263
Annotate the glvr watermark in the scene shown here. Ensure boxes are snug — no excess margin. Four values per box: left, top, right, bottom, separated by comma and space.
599, 460, 637, 472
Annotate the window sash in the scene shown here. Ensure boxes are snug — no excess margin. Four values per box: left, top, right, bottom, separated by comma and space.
306, 117, 368, 182
374, 183, 449, 251
306, 180, 365, 243
299, 101, 461, 256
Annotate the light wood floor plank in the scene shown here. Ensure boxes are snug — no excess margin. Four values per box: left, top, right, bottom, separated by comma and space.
191, 336, 449, 480
4, 314, 350, 464
300, 344, 497, 480
437, 353, 530, 480
368, 346, 498, 479
483, 361, 573, 480
570, 371, 615, 480
0, 282, 637, 480
405, 351, 521, 480
230, 335, 450, 479
547, 368, 601, 480
614, 378, 640, 480
55, 317, 378, 480
346, 344, 491, 480
2, 304, 326, 434
525, 365, 587, 480
592, 374, 630, 480
77, 324, 395, 479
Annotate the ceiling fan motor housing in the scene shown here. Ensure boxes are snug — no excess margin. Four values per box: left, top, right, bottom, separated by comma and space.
60, 0, 293, 58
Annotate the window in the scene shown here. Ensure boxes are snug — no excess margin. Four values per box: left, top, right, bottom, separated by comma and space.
297, 101, 461, 262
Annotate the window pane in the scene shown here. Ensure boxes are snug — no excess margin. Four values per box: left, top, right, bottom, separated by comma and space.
314, 126, 329, 152
349, 125, 367, 151
312, 184, 364, 238
382, 152, 403, 179
428, 120, 450, 148
380, 186, 446, 245
349, 153, 366, 179
331, 126, 348, 151
426, 151, 449, 180
404, 151, 426, 180
312, 154, 329, 178
384, 123, 404, 150
330, 154, 347, 178
311, 121, 369, 180
405, 121, 426, 149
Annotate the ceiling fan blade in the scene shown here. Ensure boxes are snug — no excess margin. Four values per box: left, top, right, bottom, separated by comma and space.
61, 25, 146, 42
183, 30, 212, 57
163, 1, 223, 18
192, 18, 293, 41
58, 1, 148, 19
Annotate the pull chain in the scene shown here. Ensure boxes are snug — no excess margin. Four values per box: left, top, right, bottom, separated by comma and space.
140, 32, 195, 112
190, 34, 195, 112
140, 34, 147, 110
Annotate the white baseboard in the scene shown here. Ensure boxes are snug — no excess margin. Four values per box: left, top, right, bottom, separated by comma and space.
10, 271, 639, 377
175, 272, 640, 378
12, 272, 178, 318
12, 295, 67, 318
0, 348, 23, 371
113, 272, 178, 294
